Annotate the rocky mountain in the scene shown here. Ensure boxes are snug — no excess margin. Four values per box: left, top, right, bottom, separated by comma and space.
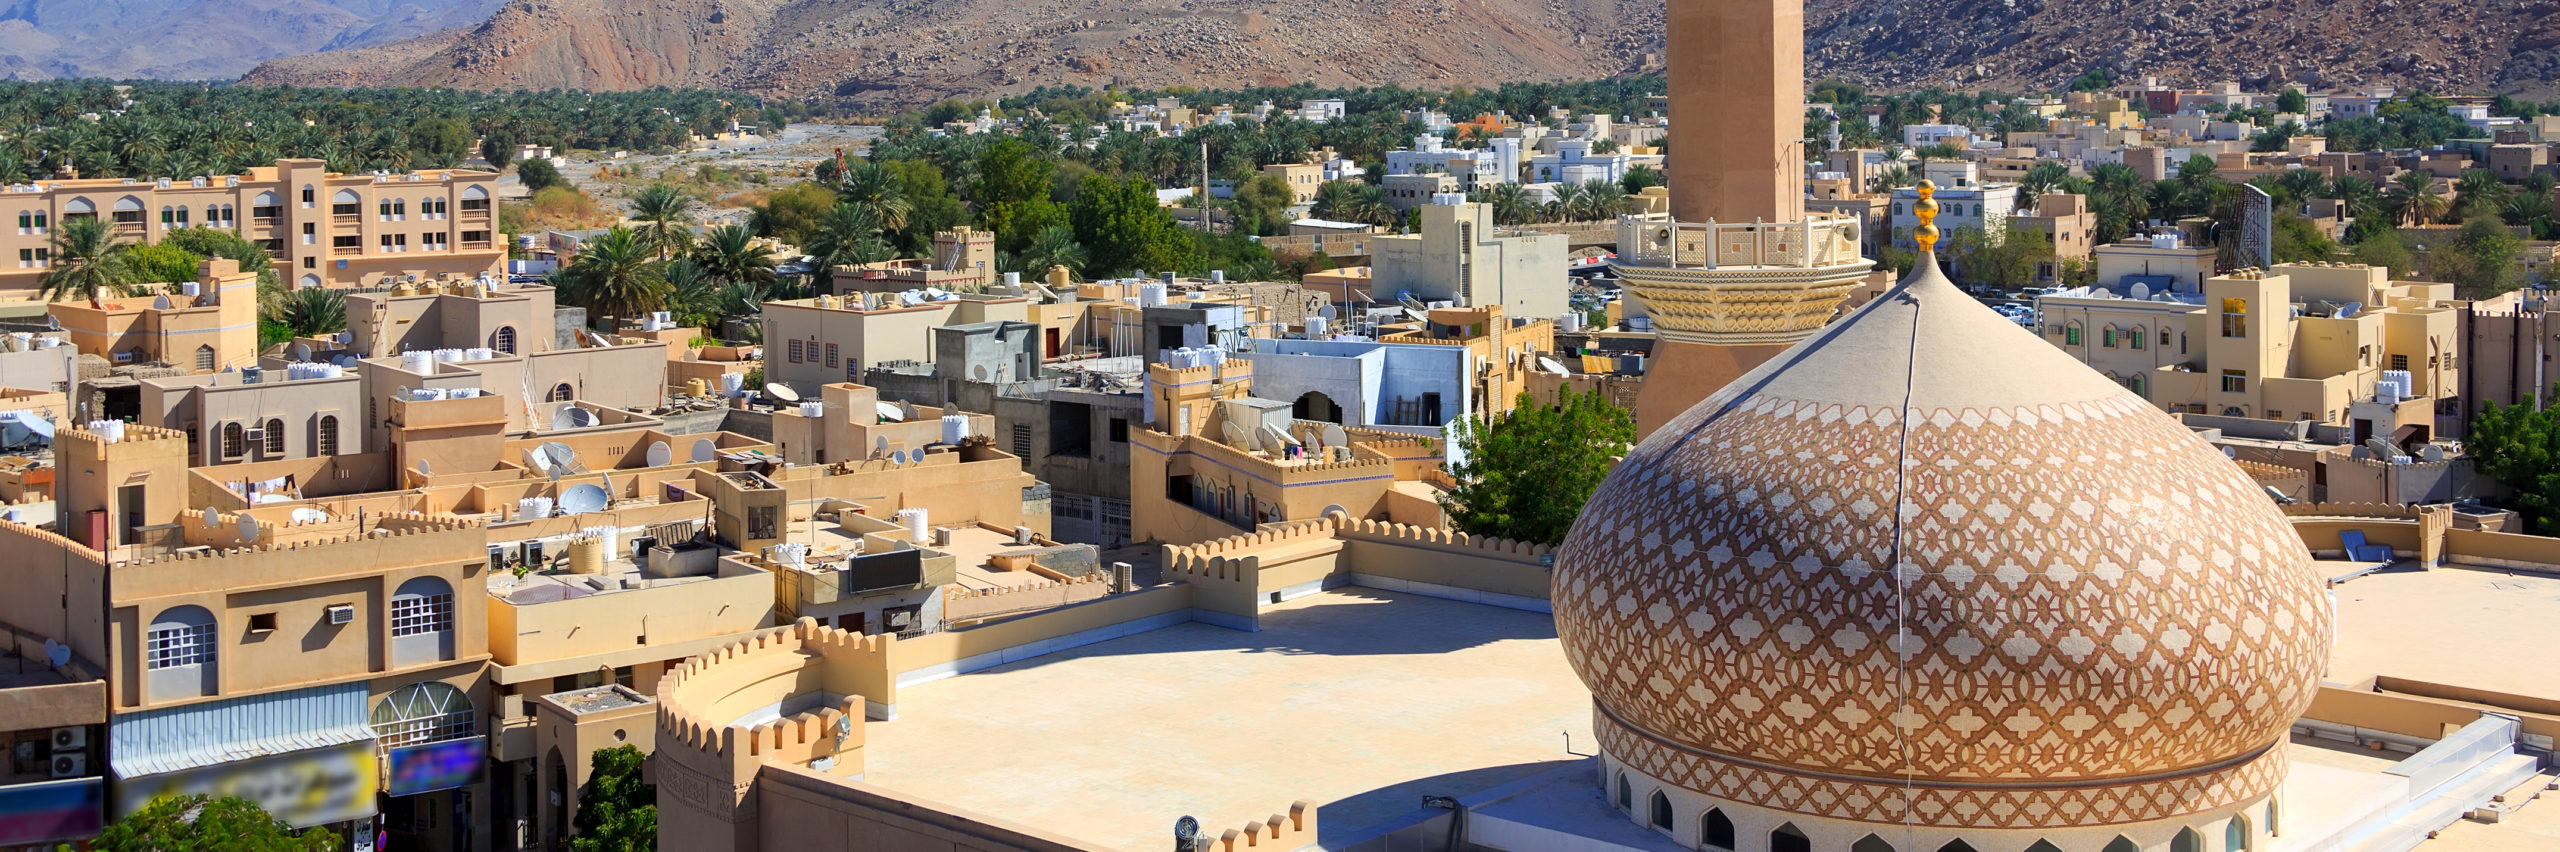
238, 0, 2560, 105
0, 0, 502, 80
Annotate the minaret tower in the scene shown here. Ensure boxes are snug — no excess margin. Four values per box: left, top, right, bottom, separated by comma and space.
1612, 0, 1874, 437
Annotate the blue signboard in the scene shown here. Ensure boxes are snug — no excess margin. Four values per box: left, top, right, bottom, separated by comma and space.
0, 777, 105, 846
386, 739, 486, 797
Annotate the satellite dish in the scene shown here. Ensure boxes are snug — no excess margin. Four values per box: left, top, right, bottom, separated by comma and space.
645, 441, 672, 467
1317, 305, 1337, 320
201, 505, 220, 527
2421, 444, 2447, 462
892, 449, 910, 465
898, 400, 916, 421
874, 436, 889, 457
765, 383, 800, 403
1222, 420, 1255, 450
558, 484, 610, 515
542, 441, 580, 471
1259, 425, 1299, 448
876, 402, 904, 423
152, 295, 172, 310
690, 438, 717, 463
2130, 283, 2151, 300
290, 507, 328, 524
552, 408, 579, 430
1536, 356, 1569, 376
1175, 816, 1200, 844
290, 342, 312, 361
567, 408, 594, 428
417, 458, 434, 477
1322, 423, 1347, 449
42, 638, 67, 668
523, 447, 553, 472
236, 513, 261, 543
331, 353, 358, 368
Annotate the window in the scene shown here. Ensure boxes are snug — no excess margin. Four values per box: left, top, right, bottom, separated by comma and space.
263, 418, 284, 455
461, 229, 490, 246
788, 340, 804, 363
253, 192, 281, 221
2391, 353, 2409, 371
2102, 327, 2117, 348
111, 197, 144, 225
2172, 828, 2203, 852
2131, 326, 2147, 349
1109, 417, 1129, 442
257, 238, 282, 253
1770, 823, 1812, 852
332, 235, 360, 249
318, 415, 338, 456
492, 326, 517, 354
371, 681, 474, 748
2131, 374, 2148, 398
331, 189, 360, 216
1700, 809, 1735, 850
1613, 772, 1630, 810
825, 343, 839, 368
221, 422, 244, 457
248, 612, 278, 632
1853, 837, 1897, 852
2222, 370, 2247, 394
146, 608, 215, 669
2220, 297, 2248, 337
301, 222, 315, 244
2064, 324, 2083, 346
2228, 815, 2252, 850
301, 185, 315, 206
391, 583, 455, 637
746, 505, 777, 540
461, 185, 489, 212
548, 383, 574, 403
1647, 790, 1672, 831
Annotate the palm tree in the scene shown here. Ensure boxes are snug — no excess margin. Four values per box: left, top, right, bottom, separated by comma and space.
564, 227, 671, 331
805, 203, 893, 290
1547, 181, 1587, 223
2017, 161, 2071, 210
2090, 162, 2152, 226
1580, 179, 1628, 221
2395, 171, 2446, 226
629, 184, 695, 261
834, 160, 913, 234
1017, 224, 1089, 280
261, 286, 347, 339
38, 217, 138, 301
1479, 183, 1537, 226
2454, 169, 2511, 216
693, 224, 777, 289
664, 259, 719, 331
2326, 174, 2383, 221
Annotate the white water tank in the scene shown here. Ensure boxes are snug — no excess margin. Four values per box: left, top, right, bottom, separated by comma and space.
798, 401, 824, 418
896, 508, 929, 543
1138, 283, 1168, 307
941, 414, 969, 444
401, 351, 434, 374
1559, 312, 1585, 333
1305, 316, 1328, 337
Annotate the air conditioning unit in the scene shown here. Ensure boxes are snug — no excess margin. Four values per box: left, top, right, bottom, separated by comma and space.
50, 753, 84, 778
50, 726, 84, 751
326, 604, 355, 625
242, 428, 266, 443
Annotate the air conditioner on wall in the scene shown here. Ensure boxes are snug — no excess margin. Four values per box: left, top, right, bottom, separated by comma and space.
49, 726, 83, 751
326, 604, 355, 625
50, 753, 84, 778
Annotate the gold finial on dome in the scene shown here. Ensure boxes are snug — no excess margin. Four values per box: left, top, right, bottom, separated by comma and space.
1914, 179, 1940, 254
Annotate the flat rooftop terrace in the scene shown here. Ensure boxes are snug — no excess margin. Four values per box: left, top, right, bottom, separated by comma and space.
2328, 565, 2560, 699
858, 588, 1591, 850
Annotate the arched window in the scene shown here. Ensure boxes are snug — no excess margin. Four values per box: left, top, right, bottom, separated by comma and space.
1293, 391, 1341, 423
2131, 324, 2149, 350
2267, 800, 2279, 836
2104, 837, 2141, 852
2102, 324, 2119, 348
1611, 772, 1630, 810
1852, 835, 1896, 852
1699, 809, 1735, 850
1770, 822, 1811, 852
461, 184, 490, 212
145, 605, 217, 700
263, 418, 284, 456
331, 189, 360, 216
318, 415, 339, 456
63, 197, 94, 218
2026, 843, 2065, 852
370, 681, 474, 746
220, 422, 244, 458
1937, 842, 1979, 852
2131, 373, 2149, 398
390, 576, 457, 666
2223, 406, 2246, 417
195, 345, 215, 372
1646, 790, 1672, 831
2174, 828, 2204, 852
492, 326, 517, 354
2228, 815, 2252, 850
548, 382, 573, 403
2064, 322, 2083, 346
298, 274, 322, 290
110, 196, 143, 225
301, 184, 316, 207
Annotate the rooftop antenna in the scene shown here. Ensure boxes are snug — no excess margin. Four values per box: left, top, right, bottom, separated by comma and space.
235, 513, 261, 544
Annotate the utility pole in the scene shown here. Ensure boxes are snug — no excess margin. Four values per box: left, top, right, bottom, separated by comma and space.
1199, 140, 1210, 234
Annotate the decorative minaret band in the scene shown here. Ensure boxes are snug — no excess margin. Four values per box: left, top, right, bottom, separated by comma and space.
1914, 179, 1940, 255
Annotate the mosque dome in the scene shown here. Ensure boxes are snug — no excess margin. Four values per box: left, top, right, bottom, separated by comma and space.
1552, 190, 2333, 829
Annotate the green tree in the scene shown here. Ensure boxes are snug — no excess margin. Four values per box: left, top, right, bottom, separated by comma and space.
564, 227, 671, 330
1016, 224, 1090, 280
1439, 388, 1635, 545
1068, 175, 1196, 277
748, 182, 837, 246
2350, 228, 2417, 278
569, 745, 657, 852
1232, 172, 1297, 235
162, 226, 275, 284
408, 116, 474, 168
2428, 214, 2524, 299
833, 159, 913, 235
1944, 224, 2051, 292
123, 241, 205, 284
94, 795, 341, 852
2395, 170, 2446, 225
628, 184, 695, 261
882, 159, 967, 255
694, 224, 779, 289
973, 139, 1062, 252
39, 216, 139, 301
481, 128, 517, 170
517, 158, 568, 194
262, 286, 348, 340
2271, 213, 2339, 264
805, 203, 893, 289
1620, 164, 1664, 195
2277, 89, 2308, 115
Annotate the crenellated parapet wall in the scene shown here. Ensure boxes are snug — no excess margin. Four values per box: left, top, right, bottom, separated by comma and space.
943, 574, 1113, 623
111, 512, 486, 599
2281, 501, 2421, 519
1334, 517, 1553, 560
655, 618, 893, 845
1166, 517, 1340, 560
1206, 801, 1318, 852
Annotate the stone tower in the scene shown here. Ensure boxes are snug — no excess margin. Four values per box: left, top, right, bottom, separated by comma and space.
1666, 0, 1805, 226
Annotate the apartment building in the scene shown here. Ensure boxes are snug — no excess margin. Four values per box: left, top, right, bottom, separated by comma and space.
1369, 198, 1570, 318
1887, 161, 2017, 249
761, 292, 1033, 394
2036, 262, 2460, 429
2009, 193, 2100, 284
1129, 358, 1449, 545
47, 258, 257, 373
1260, 162, 1326, 205
0, 158, 503, 302
1384, 136, 1520, 191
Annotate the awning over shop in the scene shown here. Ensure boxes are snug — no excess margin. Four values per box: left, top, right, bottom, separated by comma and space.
109, 682, 379, 827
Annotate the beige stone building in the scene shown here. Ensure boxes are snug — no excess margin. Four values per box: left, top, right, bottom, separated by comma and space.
2038, 261, 2459, 429
762, 293, 1035, 394
47, 258, 257, 373
2008, 192, 2098, 284
1369, 199, 1570, 318
0, 159, 503, 302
